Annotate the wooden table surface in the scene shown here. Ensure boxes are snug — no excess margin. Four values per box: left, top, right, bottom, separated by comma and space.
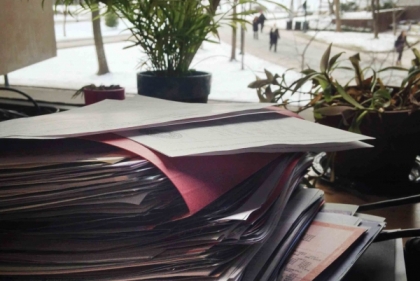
317, 180, 420, 232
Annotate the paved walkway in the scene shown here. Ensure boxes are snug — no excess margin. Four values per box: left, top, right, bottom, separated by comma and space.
217, 24, 411, 85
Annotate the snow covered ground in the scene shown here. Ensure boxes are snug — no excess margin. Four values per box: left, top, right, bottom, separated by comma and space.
8, 41, 307, 103
55, 19, 132, 42
306, 31, 418, 52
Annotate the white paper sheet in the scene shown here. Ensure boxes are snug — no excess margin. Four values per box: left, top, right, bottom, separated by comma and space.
119, 113, 373, 157
321, 203, 359, 216
0, 95, 275, 138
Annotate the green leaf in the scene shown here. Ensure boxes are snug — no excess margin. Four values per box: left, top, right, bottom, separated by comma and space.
320, 43, 332, 73
265, 86, 275, 102
335, 66, 354, 71
370, 69, 377, 93
323, 85, 333, 102
349, 119, 362, 134
313, 111, 324, 120
410, 52, 420, 69
349, 53, 361, 61
402, 69, 420, 87
378, 66, 409, 72
327, 52, 344, 73
413, 48, 420, 61
291, 74, 318, 94
335, 83, 364, 109
248, 79, 271, 89
271, 74, 281, 86
349, 53, 363, 87
301, 69, 317, 75
314, 77, 329, 90
257, 88, 268, 102
372, 88, 392, 109
264, 69, 274, 81
373, 89, 391, 100
349, 110, 368, 134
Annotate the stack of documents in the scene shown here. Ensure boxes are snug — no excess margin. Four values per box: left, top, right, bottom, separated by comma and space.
0, 138, 321, 280
0, 96, 382, 280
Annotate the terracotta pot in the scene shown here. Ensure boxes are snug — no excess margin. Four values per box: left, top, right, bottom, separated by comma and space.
83, 87, 125, 105
317, 109, 420, 186
137, 71, 211, 103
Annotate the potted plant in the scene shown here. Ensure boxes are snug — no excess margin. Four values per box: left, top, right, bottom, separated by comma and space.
58, 0, 281, 103
74, 84, 125, 105
249, 45, 420, 196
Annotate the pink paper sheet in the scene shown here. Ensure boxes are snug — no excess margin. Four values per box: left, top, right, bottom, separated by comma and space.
85, 134, 280, 215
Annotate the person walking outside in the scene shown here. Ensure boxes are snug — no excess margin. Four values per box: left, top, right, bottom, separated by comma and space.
253, 16, 259, 39
395, 30, 410, 66
269, 25, 280, 52
258, 12, 266, 33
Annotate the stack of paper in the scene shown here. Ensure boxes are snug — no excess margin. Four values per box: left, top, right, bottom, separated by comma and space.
0, 96, 382, 280
0, 138, 320, 280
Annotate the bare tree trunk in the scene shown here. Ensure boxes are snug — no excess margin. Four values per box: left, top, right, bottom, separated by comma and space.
239, 2, 244, 60
376, 0, 380, 37
371, 0, 379, 38
393, 10, 404, 36
240, 25, 245, 69
92, 9, 110, 75
240, 2, 246, 70
327, 0, 335, 15
230, 0, 237, 61
289, 0, 294, 19
334, 0, 341, 32
392, 3, 396, 35
63, 10, 67, 37
393, 10, 404, 35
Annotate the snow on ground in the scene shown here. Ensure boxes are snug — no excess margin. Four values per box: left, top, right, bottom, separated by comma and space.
341, 9, 405, 20
54, 8, 91, 23
341, 11, 372, 20
54, 13, 91, 23
8, 41, 307, 103
306, 31, 418, 52
55, 19, 132, 41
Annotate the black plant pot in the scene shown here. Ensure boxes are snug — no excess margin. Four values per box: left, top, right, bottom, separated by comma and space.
317, 109, 420, 194
137, 71, 211, 103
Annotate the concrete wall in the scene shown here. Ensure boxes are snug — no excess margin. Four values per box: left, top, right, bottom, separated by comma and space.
0, 0, 56, 75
